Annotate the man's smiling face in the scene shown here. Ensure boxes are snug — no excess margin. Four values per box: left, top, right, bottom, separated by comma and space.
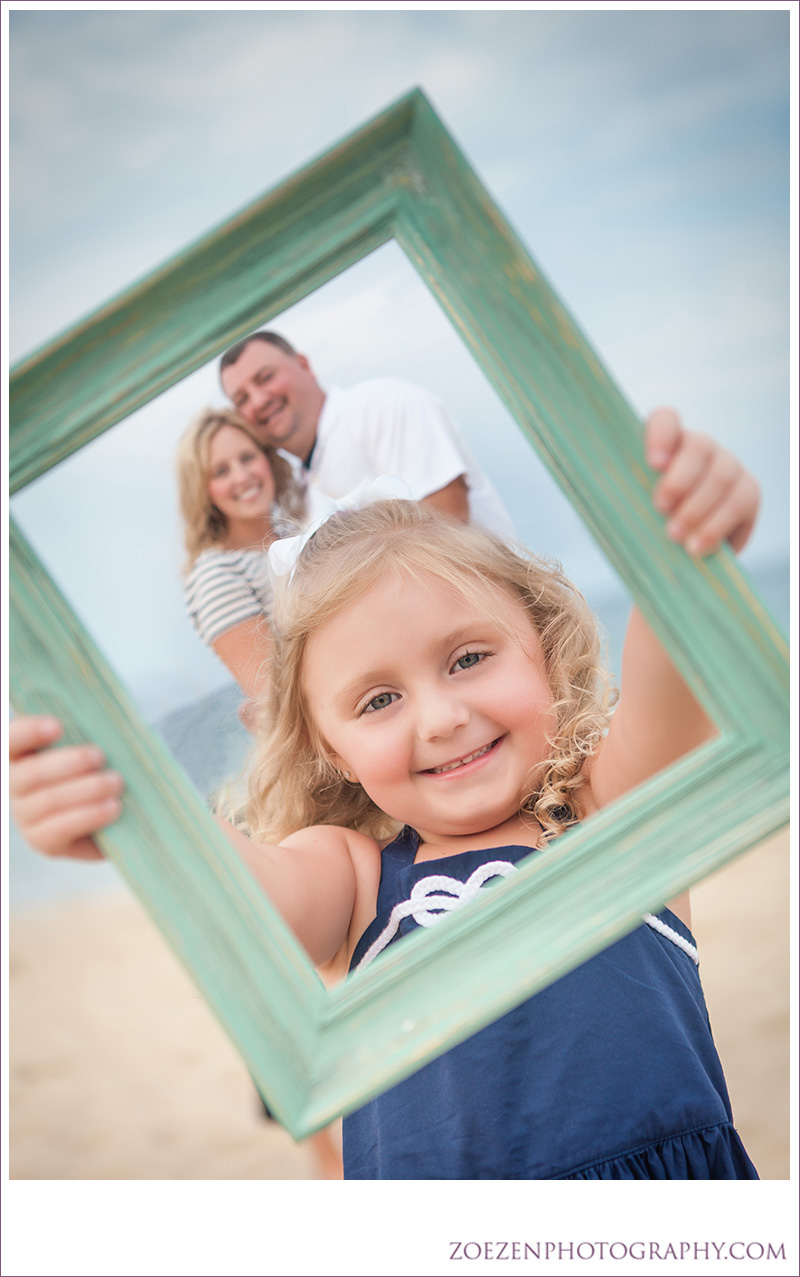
220, 341, 325, 463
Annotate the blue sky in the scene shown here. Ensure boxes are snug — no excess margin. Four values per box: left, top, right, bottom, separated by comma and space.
8, 5, 791, 719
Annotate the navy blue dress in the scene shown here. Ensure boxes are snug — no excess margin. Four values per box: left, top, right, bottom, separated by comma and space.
343, 827, 758, 1180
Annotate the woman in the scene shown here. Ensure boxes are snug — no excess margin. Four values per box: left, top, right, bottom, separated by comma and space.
176, 407, 306, 706
176, 409, 341, 1176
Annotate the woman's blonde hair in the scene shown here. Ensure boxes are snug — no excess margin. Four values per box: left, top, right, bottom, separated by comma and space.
244, 500, 616, 845
176, 408, 306, 571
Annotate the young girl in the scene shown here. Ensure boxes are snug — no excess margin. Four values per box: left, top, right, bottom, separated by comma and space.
10, 411, 761, 1179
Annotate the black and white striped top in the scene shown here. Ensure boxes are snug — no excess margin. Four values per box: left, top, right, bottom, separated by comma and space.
184, 547, 274, 646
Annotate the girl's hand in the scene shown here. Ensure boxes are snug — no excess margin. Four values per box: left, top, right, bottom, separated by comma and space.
9, 716, 123, 860
645, 409, 760, 555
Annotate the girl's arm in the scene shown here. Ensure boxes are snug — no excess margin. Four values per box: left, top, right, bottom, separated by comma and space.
8, 716, 372, 967
220, 819, 380, 970
646, 408, 759, 555
588, 410, 760, 810
9, 716, 119, 861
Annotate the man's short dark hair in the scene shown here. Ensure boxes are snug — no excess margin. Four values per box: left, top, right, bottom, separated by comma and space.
219, 331, 297, 376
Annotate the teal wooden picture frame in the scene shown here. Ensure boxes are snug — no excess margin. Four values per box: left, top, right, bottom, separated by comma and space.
10, 89, 789, 1138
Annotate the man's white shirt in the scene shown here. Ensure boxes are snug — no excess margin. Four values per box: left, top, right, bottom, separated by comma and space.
296, 378, 515, 540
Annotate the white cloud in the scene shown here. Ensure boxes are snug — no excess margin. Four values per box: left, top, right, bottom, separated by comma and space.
117, 128, 186, 171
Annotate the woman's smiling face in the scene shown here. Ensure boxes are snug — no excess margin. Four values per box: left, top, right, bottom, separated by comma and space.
301, 571, 557, 849
206, 424, 276, 524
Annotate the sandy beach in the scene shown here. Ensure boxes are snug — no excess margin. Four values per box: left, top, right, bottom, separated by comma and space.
9, 829, 790, 1180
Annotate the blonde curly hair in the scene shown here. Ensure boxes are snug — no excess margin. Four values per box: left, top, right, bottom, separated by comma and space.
176, 408, 306, 572
242, 500, 616, 846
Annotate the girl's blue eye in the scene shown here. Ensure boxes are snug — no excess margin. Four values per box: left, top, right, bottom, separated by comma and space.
363, 691, 398, 714
453, 651, 483, 672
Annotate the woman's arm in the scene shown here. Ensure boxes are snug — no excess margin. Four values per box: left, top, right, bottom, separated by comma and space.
184, 551, 274, 703
211, 615, 271, 702
588, 410, 760, 810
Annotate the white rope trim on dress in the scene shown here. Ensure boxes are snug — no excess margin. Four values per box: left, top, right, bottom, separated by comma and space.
354, 861, 518, 971
354, 863, 699, 973
643, 912, 699, 965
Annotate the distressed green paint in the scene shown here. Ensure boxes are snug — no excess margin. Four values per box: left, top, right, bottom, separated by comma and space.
9, 94, 414, 493
9, 520, 325, 1128
9, 90, 789, 1137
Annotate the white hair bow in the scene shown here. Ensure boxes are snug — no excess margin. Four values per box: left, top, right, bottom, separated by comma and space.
267, 474, 413, 585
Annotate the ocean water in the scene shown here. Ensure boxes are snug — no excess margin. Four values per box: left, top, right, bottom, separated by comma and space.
9, 558, 789, 906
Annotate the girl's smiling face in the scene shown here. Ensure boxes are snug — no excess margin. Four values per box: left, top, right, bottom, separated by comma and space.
301, 571, 557, 850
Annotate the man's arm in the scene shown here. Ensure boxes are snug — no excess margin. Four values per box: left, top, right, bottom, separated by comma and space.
419, 474, 470, 521
354, 380, 476, 519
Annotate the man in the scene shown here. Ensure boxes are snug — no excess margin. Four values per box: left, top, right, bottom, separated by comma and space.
219, 331, 515, 537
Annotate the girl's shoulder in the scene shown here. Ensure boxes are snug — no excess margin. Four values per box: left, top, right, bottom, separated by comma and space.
281, 824, 385, 981
279, 821, 380, 852
279, 822, 383, 894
